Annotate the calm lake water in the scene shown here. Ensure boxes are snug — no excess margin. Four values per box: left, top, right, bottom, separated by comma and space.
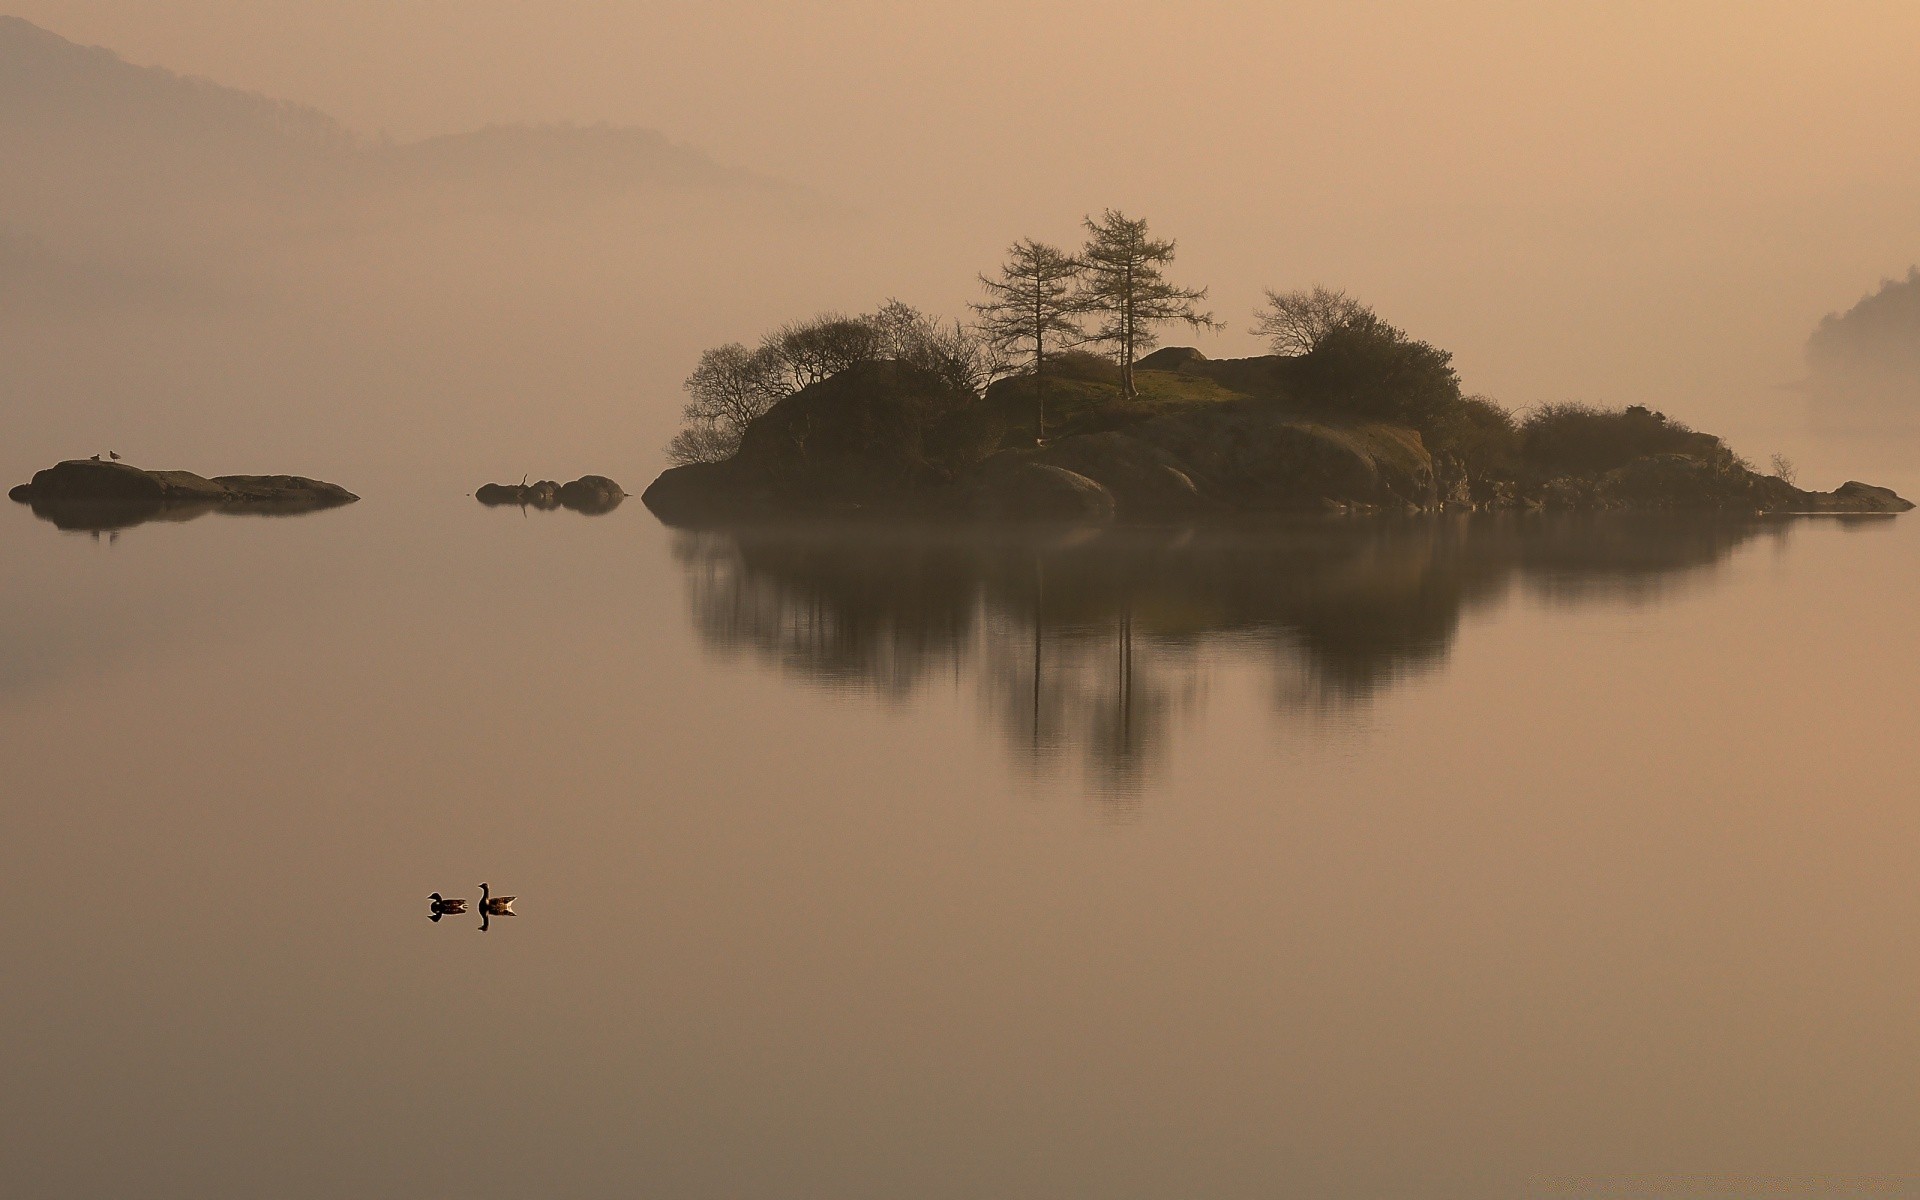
4, 491, 1918, 1198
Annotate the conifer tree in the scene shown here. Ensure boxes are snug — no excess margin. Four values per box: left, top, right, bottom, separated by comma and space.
972, 239, 1083, 441
1077, 210, 1218, 398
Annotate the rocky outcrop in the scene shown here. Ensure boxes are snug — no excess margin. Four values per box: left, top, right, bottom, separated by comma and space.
476, 475, 626, 513
963, 460, 1117, 523
1802, 481, 1915, 513
10, 459, 357, 529
639, 358, 1911, 527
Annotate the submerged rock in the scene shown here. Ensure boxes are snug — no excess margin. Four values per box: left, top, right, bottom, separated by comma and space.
476, 475, 626, 513
10, 459, 358, 530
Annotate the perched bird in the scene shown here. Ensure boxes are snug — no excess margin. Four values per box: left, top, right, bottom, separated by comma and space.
429, 892, 469, 917
478, 882, 515, 916
109, 451, 121, 461
89, 454, 100, 461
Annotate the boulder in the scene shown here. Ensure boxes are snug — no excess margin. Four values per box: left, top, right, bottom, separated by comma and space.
641, 462, 772, 526
1034, 431, 1208, 518
557, 475, 626, 513
1807, 480, 1915, 513
731, 360, 996, 504
966, 460, 1117, 523
1118, 405, 1434, 511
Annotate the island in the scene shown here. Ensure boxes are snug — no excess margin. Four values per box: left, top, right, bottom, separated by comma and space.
641, 216, 1912, 527
9, 458, 359, 530
642, 347, 1912, 526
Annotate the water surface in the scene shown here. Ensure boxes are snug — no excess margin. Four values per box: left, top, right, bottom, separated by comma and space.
4, 495, 1917, 1198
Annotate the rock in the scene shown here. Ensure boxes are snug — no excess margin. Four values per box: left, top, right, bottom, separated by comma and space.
1117, 405, 1434, 511
8, 483, 31, 503
966, 460, 1117, 523
642, 462, 770, 526
1034, 431, 1208, 518
731, 360, 997, 504
479, 474, 627, 513
477, 479, 557, 507
557, 475, 626, 513
10, 460, 357, 528
1806, 481, 1915, 513
1134, 346, 1209, 372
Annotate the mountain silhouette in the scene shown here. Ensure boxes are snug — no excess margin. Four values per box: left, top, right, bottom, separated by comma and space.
0, 14, 797, 245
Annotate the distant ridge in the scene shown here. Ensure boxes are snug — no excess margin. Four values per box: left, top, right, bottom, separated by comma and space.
0, 14, 791, 207
0, 14, 349, 150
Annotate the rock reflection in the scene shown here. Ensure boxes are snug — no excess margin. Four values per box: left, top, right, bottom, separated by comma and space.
21, 496, 342, 533
675, 516, 1773, 793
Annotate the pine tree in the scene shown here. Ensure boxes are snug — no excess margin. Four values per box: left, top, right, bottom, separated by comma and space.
1077, 210, 1218, 399
972, 239, 1083, 442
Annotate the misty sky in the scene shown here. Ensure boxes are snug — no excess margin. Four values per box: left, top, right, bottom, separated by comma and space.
8, 1, 1919, 485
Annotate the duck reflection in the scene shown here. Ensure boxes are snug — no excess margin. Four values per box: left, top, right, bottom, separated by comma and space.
675, 515, 1773, 794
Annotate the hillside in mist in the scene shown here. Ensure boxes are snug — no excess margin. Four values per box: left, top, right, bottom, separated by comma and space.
1806, 268, 1920, 430
0, 15, 867, 495
0, 14, 799, 264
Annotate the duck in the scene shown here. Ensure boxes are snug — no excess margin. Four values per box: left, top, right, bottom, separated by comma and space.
108, 451, 121, 461
429, 891, 469, 916
478, 882, 515, 916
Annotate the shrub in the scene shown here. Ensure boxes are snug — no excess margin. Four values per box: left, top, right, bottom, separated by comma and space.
1518, 403, 1729, 477
1046, 348, 1122, 384
1289, 314, 1463, 430
1424, 393, 1521, 477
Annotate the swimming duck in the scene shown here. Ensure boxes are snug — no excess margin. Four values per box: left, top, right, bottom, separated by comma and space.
478, 882, 515, 916
429, 892, 469, 916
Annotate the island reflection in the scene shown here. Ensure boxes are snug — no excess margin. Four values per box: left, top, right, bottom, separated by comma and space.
674, 516, 1780, 794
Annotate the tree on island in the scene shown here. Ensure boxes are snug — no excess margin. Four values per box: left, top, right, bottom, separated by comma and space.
669, 341, 789, 465
972, 239, 1084, 443
1251, 285, 1372, 355
1077, 210, 1219, 399
667, 303, 999, 465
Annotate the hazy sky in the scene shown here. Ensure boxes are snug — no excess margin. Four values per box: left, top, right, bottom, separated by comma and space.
8, 1, 1919, 482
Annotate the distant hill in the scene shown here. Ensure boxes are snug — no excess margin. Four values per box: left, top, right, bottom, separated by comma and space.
0, 14, 796, 242
1806, 268, 1920, 430
1809, 267, 1920, 377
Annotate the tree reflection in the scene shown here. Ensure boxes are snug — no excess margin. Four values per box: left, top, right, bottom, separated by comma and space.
674, 516, 1771, 794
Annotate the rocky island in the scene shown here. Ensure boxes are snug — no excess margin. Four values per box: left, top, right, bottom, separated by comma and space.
643, 347, 1912, 527
642, 216, 1911, 528
9, 458, 359, 529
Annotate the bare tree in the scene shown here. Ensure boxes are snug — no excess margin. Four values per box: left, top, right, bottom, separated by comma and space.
769, 313, 885, 388
1769, 452, 1798, 486
866, 298, 1004, 398
972, 239, 1083, 441
1077, 210, 1218, 399
667, 341, 788, 464
665, 421, 739, 466
667, 302, 997, 466
1251, 285, 1374, 355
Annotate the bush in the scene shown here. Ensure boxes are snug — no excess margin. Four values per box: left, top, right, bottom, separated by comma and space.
1518, 403, 1729, 477
1288, 315, 1463, 431
1424, 393, 1521, 477
1046, 348, 1122, 384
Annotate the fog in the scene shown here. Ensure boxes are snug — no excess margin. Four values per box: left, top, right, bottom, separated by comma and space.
5, 2, 1919, 497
